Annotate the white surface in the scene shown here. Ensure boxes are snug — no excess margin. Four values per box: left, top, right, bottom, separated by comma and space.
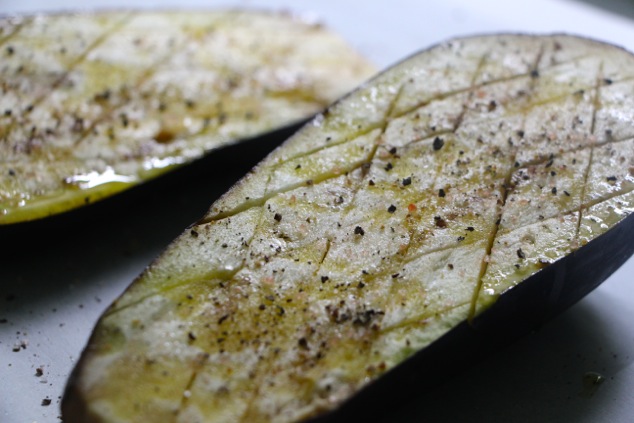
2, 0, 634, 422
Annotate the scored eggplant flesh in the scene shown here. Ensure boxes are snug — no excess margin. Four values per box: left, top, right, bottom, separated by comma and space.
63, 34, 634, 423
0, 10, 376, 224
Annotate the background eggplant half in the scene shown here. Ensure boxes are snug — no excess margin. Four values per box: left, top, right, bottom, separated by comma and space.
0, 10, 376, 225
63, 33, 634, 422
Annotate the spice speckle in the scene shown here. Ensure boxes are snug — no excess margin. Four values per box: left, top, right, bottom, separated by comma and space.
433, 137, 445, 151
434, 216, 447, 228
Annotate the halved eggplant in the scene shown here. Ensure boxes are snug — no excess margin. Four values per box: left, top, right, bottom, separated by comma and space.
0, 10, 376, 225
63, 34, 634, 423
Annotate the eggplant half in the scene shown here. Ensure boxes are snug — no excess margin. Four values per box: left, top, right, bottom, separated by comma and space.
0, 10, 376, 225
63, 34, 634, 422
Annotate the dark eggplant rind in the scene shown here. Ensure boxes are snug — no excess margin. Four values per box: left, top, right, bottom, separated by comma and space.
63, 33, 634, 423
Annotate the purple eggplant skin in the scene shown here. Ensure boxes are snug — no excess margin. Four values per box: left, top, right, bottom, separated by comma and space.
306, 211, 634, 423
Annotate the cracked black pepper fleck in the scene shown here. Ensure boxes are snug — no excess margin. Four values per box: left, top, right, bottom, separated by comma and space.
433, 136, 444, 151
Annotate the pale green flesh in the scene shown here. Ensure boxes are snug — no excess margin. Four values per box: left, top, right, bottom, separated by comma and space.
0, 11, 376, 224
67, 35, 634, 423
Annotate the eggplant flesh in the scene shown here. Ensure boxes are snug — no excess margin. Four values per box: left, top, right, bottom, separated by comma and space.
63, 34, 634, 423
0, 10, 376, 225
